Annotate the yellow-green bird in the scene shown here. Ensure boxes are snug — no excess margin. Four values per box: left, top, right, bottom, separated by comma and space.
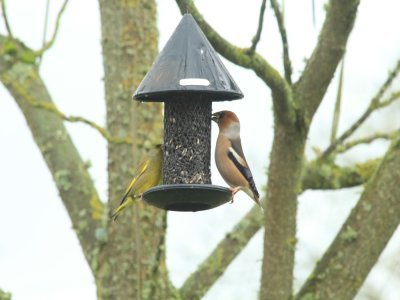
110, 144, 163, 220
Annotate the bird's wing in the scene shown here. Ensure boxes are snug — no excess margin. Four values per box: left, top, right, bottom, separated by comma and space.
230, 139, 248, 167
227, 145, 260, 200
227, 146, 252, 183
118, 159, 150, 206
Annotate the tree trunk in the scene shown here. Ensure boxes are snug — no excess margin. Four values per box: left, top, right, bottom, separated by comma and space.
261, 116, 306, 299
95, 1, 174, 299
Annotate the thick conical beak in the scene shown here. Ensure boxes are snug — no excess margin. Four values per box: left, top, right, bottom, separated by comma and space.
211, 112, 220, 123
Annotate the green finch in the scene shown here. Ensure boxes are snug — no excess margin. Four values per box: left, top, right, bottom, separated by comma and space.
111, 144, 163, 220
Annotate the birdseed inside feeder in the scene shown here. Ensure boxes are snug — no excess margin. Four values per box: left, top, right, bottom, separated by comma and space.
134, 14, 243, 211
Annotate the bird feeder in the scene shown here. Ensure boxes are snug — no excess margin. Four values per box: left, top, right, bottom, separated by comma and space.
134, 14, 243, 211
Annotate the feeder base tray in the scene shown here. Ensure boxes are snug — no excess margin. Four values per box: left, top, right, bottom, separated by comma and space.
142, 184, 232, 212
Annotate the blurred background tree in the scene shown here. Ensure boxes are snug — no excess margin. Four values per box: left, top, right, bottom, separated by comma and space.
0, 0, 399, 299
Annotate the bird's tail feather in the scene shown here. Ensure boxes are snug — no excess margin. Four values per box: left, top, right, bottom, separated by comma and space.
110, 195, 142, 221
253, 195, 264, 212
110, 200, 130, 221
249, 182, 263, 212
249, 181, 260, 202
243, 188, 263, 211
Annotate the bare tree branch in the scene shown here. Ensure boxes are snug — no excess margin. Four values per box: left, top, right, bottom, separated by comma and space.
321, 58, 400, 158
179, 205, 264, 300
271, 0, 292, 84
294, 0, 360, 121
330, 57, 345, 142
378, 90, 400, 108
312, 0, 316, 27
175, 0, 296, 124
336, 131, 398, 154
250, 0, 267, 53
38, 0, 51, 67
0, 35, 130, 144
322, 94, 400, 159
42, 0, 51, 48
0, 35, 105, 273
35, 0, 69, 57
17, 91, 132, 145
0, 0, 13, 39
296, 134, 400, 299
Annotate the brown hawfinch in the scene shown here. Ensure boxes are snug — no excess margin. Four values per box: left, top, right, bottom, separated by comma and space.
211, 110, 262, 208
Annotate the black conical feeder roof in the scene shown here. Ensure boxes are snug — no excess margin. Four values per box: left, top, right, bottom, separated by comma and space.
134, 13, 243, 102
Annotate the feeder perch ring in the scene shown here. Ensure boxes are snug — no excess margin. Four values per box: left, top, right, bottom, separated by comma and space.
143, 184, 232, 212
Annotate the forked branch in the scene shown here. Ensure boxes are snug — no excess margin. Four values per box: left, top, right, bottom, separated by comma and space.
322, 58, 400, 159
35, 0, 69, 57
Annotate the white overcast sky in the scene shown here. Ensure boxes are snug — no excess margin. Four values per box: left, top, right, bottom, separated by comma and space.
1, 0, 400, 299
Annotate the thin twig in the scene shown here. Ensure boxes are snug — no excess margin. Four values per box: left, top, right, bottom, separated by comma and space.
38, 0, 51, 67
379, 90, 400, 108
33, 102, 132, 144
371, 60, 400, 106
322, 92, 400, 159
64, 115, 132, 144
321, 60, 400, 158
330, 57, 345, 142
312, 0, 316, 28
35, 0, 69, 57
250, 0, 267, 53
336, 131, 399, 154
271, 0, 292, 84
0, 0, 13, 39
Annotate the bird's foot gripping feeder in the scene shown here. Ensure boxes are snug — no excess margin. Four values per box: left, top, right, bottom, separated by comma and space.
134, 14, 243, 211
